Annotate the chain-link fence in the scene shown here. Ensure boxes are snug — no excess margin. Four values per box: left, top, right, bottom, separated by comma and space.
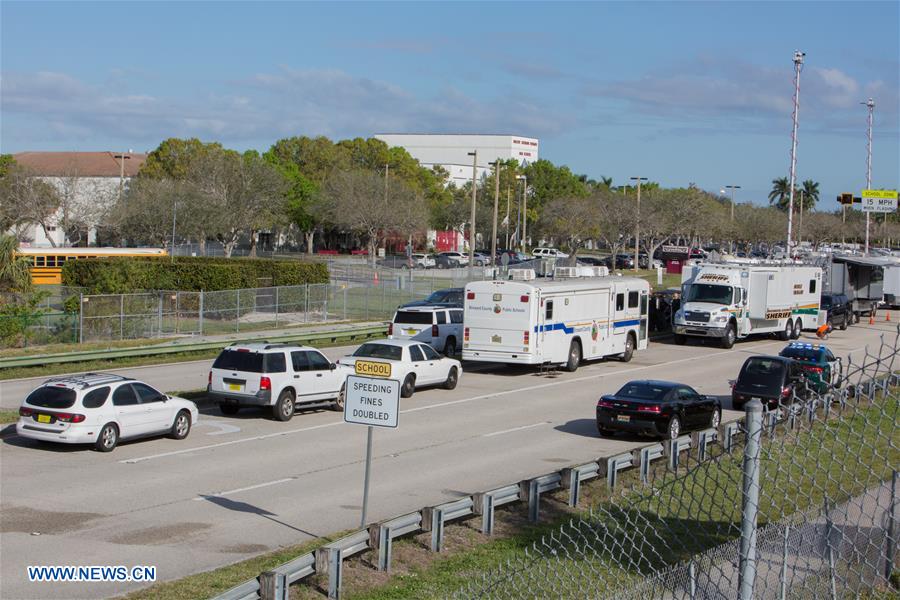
453, 333, 900, 599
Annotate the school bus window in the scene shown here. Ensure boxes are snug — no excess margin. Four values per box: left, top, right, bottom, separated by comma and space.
34, 256, 45, 266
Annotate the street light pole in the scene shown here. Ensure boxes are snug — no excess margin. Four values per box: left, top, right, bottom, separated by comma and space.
786, 50, 805, 256
490, 160, 501, 271
467, 151, 477, 278
171, 197, 177, 263
725, 185, 741, 221
630, 176, 648, 272
862, 98, 875, 255
113, 152, 131, 203
517, 175, 528, 253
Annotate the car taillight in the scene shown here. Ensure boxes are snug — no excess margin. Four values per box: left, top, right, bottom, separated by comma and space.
464, 327, 470, 341
523, 331, 530, 345
432, 324, 439, 337
520, 295, 529, 303
805, 366, 823, 374
56, 413, 86, 423
637, 404, 662, 413
467, 292, 475, 300
208, 371, 212, 385
260, 377, 272, 391
597, 400, 614, 408
781, 386, 792, 398
388, 323, 393, 336
19, 407, 33, 417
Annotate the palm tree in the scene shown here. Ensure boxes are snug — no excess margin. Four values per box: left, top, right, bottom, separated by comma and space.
768, 177, 793, 211
800, 179, 819, 211
599, 176, 613, 188
0, 234, 32, 293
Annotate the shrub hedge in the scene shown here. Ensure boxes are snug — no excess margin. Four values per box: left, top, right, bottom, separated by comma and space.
62, 257, 329, 294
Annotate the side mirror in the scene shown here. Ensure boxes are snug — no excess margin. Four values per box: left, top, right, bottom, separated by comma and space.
728, 379, 736, 387
330, 363, 337, 371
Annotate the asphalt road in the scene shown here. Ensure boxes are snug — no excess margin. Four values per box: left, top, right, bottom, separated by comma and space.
0, 322, 895, 599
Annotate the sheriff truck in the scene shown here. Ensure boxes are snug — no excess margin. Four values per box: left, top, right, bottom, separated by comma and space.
673, 263, 824, 348
462, 268, 650, 371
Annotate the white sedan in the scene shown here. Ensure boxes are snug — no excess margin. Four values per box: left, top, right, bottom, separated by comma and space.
339, 339, 462, 397
16, 373, 199, 452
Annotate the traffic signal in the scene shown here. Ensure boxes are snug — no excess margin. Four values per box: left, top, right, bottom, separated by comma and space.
837, 193, 854, 205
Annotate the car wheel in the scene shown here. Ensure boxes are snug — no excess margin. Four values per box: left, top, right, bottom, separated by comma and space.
565, 340, 581, 372
674, 334, 687, 345
273, 390, 295, 422
332, 385, 345, 412
437, 262, 446, 269
791, 318, 802, 339
443, 367, 459, 390
710, 407, 721, 430
170, 410, 191, 440
444, 336, 457, 356
720, 324, 736, 349
400, 264, 408, 270
620, 334, 635, 363
840, 316, 848, 331
667, 416, 681, 441
220, 403, 240, 416
778, 320, 793, 341
401, 374, 416, 398
94, 423, 119, 452
597, 425, 613, 437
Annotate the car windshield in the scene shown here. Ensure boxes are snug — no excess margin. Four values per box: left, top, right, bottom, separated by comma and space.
213, 350, 265, 373
686, 284, 733, 305
821, 296, 833, 308
394, 311, 433, 325
738, 358, 786, 390
26, 386, 77, 409
425, 291, 450, 303
614, 382, 670, 402
353, 343, 403, 361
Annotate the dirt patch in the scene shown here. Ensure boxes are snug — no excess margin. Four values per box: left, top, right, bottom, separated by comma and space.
0, 505, 105, 534
110, 522, 211, 545
221, 543, 269, 554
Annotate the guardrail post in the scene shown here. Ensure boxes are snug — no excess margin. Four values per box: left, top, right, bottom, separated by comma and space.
723, 421, 741, 453
605, 453, 632, 489
638, 443, 665, 484
693, 428, 718, 462
562, 462, 600, 507
258, 570, 286, 600
667, 435, 692, 471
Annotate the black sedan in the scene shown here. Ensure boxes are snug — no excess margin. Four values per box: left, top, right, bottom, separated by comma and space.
596, 380, 721, 440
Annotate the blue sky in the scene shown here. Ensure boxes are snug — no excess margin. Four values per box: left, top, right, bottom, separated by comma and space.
2, 1, 898, 207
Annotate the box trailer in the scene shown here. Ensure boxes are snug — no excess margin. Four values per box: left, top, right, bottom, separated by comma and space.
826, 255, 896, 318
673, 263, 824, 348
462, 269, 650, 370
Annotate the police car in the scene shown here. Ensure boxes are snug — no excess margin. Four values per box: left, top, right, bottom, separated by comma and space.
778, 342, 842, 393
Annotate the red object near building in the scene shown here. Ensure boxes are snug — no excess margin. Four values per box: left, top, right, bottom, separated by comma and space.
666, 259, 683, 275
435, 231, 458, 252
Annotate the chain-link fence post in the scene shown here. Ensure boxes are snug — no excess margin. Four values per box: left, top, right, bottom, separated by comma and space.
305, 283, 310, 323
779, 523, 790, 599
739, 398, 763, 600
157, 292, 163, 337
236, 291, 240, 333
886, 470, 898, 583
825, 499, 837, 600
199, 289, 204, 335
343, 285, 347, 321
119, 294, 124, 340
78, 292, 84, 344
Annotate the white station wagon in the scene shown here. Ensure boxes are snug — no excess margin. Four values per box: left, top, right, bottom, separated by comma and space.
338, 339, 461, 398
16, 373, 199, 452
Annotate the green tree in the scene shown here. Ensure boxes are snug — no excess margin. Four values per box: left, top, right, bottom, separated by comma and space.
800, 179, 819, 211
538, 196, 600, 254
0, 162, 62, 246
0, 233, 32, 293
768, 177, 793, 211
139, 138, 224, 180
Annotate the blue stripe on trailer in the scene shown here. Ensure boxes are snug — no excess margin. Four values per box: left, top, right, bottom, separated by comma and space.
613, 319, 640, 328
533, 322, 575, 334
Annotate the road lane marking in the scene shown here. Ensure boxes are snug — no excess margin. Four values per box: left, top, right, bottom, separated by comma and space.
193, 477, 296, 500
196, 420, 242, 436
483, 421, 551, 437
118, 339, 876, 464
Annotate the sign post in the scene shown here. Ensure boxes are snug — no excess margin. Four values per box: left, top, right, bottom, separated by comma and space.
344, 373, 400, 528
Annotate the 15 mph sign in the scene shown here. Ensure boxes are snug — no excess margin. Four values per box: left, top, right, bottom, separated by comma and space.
860, 189, 898, 213
344, 375, 400, 428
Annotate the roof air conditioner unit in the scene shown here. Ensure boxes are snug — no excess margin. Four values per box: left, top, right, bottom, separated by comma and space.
510, 268, 536, 281
554, 267, 579, 278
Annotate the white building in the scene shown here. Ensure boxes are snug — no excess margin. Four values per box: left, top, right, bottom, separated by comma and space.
373, 133, 539, 186
11, 151, 146, 247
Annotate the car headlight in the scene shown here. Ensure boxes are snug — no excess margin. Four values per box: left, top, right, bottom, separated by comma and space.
715, 315, 729, 323
674, 310, 684, 321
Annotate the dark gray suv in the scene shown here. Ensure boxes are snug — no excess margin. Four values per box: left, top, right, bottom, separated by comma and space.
821, 293, 851, 330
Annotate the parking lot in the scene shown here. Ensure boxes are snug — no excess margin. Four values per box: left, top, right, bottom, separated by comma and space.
0, 321, 894, 598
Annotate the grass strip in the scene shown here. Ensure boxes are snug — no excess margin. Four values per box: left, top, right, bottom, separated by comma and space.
0, 409, 19, 424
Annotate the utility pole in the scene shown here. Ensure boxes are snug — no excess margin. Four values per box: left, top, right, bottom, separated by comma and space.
725, 185, 741, 221
171, 198, 177, 263
490, 160, 501, 271
631, 176, 648, 271
516, 175, 528, 252
113, 152, 131, 202
863, 98, 875, 255
467, 151, 478, 277
786, 50, 805, 256
505, 185, 511, 249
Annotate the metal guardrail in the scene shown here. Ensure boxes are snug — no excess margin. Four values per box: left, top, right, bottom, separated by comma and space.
209, 417, 746, 600
0, 325, 387, 370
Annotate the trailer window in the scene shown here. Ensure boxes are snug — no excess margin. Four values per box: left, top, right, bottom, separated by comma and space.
545, 300, 554, 320
809, 279, 816, 293
616, 294, 624, 311
628, 291, 639, 308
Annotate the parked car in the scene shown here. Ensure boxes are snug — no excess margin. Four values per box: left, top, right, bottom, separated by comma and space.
778, 342, 841, 393
339, 340, 461, 398
208, 343, 351, 421
532, 247, 569, 259
434, 254, 460, 269
389, 306, 464, 355
16, 373, 198, 452
576, 255, 607, 267
497, 250, 528, 265
472, 252, 492, 266
613, 254, 635, 269
411, 253, 436, 269
437, 251, 468, 267
596, 380, 721, 440
820, 293, 851, 330
400, 287, 464, 309
731, 355, 808, 411
379, 255, 414, 269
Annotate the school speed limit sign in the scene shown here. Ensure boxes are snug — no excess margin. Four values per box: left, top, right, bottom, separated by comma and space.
860, 189, 898, 213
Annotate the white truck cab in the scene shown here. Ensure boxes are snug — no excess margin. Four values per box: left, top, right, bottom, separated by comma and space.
673, 263, 824, 348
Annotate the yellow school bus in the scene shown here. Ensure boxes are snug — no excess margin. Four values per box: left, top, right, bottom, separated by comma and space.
15, 247, 168, 285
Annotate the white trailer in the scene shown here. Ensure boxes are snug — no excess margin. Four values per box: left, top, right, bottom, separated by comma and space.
673, 263, 824, 348
462, 270, 650, 370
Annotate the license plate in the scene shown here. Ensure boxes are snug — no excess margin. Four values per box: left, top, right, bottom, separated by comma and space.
404, 329, 418, 336
37, 414, 51, 423
355, 360, 392, 378
228, 383, 242, 392
617, 415, 631, 423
